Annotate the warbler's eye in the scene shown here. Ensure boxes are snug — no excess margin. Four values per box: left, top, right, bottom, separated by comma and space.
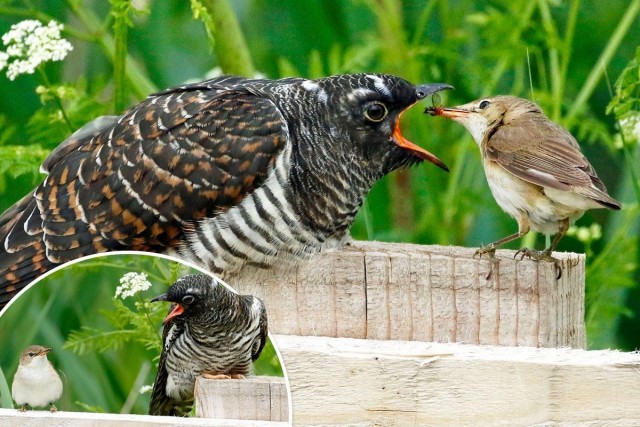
182, 295, 195, 305
28, 352, 35, 357
479, 100, 491, 109
364, 102, 388, 122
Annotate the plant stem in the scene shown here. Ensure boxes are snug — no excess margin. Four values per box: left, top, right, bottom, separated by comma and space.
621, 143, 640, 204
66, 3, 157, 100
199, 0, 254, 76
38, 67, 74, 132
536, 0, 562, 121
136, 294, 163, 343
111, 0, 130, 112
566, 0, 640, 122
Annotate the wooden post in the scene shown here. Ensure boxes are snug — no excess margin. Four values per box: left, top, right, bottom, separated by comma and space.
275, 334, 640, 427
225, 241, 585, 348
195, 376, 289, 422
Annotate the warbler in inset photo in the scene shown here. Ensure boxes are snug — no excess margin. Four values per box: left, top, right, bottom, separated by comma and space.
12, 345, 63, 412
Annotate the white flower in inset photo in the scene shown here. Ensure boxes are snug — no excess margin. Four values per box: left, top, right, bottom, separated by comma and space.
0, 19, 73, 80
115, 272, 153, 300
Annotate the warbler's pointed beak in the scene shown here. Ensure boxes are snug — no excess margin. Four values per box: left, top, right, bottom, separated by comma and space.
434, 107, 471, 119
38, 348, 52, 357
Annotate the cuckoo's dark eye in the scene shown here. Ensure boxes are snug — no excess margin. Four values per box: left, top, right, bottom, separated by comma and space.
478, 100, 491, 110
182, 295, 195, 305
364, 102, 388, 122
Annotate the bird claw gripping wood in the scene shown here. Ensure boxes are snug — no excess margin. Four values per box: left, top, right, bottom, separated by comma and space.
473, 245, 498, 280
514, 248, 563, 279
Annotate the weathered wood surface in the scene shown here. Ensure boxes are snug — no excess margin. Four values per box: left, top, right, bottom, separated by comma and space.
274, 334, 640, 427
195, 376, 289, 422
227, 241, 585, 348
0, 408, 290, 426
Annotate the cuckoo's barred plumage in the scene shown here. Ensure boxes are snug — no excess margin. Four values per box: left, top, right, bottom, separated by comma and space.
149, 274, 268, 416
0, 74, 451, 306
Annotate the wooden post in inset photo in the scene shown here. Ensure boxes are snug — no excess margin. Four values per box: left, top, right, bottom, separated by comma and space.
195, 376, 289, 422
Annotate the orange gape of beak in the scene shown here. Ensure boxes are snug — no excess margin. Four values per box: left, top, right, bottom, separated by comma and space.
163, 303, 185, 324
393, 115, 449, 171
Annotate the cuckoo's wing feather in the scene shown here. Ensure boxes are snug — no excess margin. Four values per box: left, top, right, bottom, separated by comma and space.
0, 77, 289, 305
252, 298, 269, 362
149, 317, 194, 416
485, 119, 621, 209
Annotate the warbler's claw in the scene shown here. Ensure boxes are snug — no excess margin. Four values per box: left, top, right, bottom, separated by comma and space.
514, 248, 563, 279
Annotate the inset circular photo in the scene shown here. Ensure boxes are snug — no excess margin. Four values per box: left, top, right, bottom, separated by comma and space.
0, 252, 290, 424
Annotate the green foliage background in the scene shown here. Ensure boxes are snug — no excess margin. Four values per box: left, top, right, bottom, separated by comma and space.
0, 0, 639, 410
0, 253, 283, 414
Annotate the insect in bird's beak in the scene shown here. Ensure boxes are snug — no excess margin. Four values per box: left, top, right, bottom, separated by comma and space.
428, 106, 470, 119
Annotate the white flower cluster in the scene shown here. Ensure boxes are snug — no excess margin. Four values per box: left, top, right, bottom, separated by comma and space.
619, 113, 640, 146
0, 20, 73, 80
567, 223, 602, 243
138, 384, 153, 394
115, 272, 152, 299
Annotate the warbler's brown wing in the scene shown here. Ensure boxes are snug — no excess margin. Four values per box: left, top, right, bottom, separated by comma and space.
485, 117, 621, 209
0, 78, 289, 305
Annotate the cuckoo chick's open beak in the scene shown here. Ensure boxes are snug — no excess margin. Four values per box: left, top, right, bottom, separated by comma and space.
151, 292, 185, 324
393, 83, 452, 172
393, 117, 449, 171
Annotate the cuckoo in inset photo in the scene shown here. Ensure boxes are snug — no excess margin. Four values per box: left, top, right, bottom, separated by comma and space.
149, 274, 269, 417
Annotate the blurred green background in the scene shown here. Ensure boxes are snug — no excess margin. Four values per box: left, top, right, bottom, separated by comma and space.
0, 253, 284, 414
0, 0, 638, 353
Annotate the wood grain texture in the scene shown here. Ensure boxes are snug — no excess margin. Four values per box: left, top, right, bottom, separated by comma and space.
275, 334, 640, 427
195, 376, 290, 422
226, 241, 585, 348
0, 408, 290, 426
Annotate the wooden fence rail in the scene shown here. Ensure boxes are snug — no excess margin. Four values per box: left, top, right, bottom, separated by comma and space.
227, 241, 586, 348
275, 334, 640, 427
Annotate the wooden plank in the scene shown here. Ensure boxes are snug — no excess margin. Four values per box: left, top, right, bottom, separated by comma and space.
274, 334, 640, 427
195, 376, 289, 422
0, 408, 290, 426
225, 241, 586, 348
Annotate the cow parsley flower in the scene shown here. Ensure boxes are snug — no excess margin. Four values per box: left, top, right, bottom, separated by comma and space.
115, 272, 152, 299
0, 20, 73, 80
138, 384, 153, 394
567, 223, 602, 244
619, 113, 640, 146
